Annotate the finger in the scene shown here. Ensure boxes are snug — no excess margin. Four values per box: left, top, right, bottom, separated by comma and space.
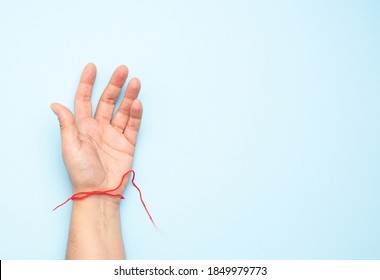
111, 78, 141, 132
94, 65, 128, 124
51, 103, 78, 145
75, 63, 96, 120
124, 99, 143, 146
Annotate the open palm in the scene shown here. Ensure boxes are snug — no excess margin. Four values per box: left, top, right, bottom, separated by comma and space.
51, 63, 142, 194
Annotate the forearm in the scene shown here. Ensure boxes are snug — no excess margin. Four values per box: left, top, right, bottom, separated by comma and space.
66, 195, 125, 260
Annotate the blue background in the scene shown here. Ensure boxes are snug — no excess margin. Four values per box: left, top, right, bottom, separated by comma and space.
0, 0, 379, 259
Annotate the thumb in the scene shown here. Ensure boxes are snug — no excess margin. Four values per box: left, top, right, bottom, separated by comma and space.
50, 103, 78, 144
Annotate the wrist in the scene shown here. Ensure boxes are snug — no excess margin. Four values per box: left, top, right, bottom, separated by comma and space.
72, 193, 121, 214
67, 190, 125, 260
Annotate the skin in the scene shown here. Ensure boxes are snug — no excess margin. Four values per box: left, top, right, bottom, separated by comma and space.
51, 63, 142, 259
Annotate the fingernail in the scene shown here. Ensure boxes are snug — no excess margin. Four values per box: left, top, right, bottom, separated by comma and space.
50, 104, 58, 116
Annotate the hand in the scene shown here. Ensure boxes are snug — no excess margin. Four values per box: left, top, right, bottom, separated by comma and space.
51, 63, 142, 196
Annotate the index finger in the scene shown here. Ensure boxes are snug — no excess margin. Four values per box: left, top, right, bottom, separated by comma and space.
75, 63, 97, 120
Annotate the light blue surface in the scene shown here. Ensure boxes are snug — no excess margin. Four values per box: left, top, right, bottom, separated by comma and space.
0, 0, 379, 259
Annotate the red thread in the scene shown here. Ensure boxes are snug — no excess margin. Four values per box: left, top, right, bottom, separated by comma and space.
53, 170, 156, 227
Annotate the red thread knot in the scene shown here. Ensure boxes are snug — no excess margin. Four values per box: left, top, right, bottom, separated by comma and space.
53, 170, 155, 227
